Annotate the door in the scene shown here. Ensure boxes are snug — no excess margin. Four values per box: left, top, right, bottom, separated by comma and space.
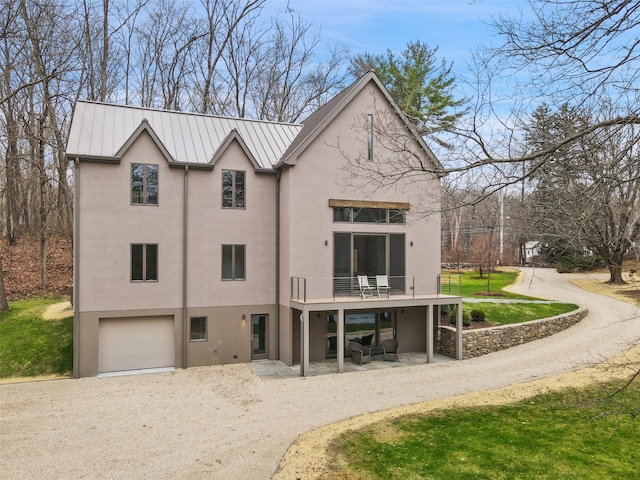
99, 316, 174, 373
251, 314, 268, 360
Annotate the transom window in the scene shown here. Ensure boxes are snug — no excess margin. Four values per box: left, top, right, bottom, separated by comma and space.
222, 170, 245, 208
333, 207, 406, 224
222, 244, 245, 280
131, 163, 158, 205
131, 243, 158, 281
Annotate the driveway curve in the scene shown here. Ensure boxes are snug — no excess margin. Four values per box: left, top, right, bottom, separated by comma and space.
1, 267, 639, 480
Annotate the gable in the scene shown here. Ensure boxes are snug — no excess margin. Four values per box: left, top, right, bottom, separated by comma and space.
66, 101, 302, 169
275, 71, 442, 173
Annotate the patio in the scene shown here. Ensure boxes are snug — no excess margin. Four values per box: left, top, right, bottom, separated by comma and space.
249, 352, 456, 379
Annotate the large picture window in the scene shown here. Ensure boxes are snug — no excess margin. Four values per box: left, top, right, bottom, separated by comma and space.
131, 163, 158, 205
131, 243, 158, 281
333, 233, 405, 294
222, 244, 245, 280
222, 170, 245, 208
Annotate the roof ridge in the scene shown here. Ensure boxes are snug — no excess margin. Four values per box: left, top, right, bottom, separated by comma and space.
74, 100, 302, 127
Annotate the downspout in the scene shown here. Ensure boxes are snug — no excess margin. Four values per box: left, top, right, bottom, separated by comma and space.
72, 158, 80, 378
275, 169, 281, 360
182, 165, 189, 369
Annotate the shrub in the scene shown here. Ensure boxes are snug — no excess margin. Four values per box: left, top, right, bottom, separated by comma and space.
470, 309, 486, 322
440, 304, 452, 315
452, 311, 471, 327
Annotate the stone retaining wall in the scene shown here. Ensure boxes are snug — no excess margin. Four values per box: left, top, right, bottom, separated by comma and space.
438, 308, 588, 359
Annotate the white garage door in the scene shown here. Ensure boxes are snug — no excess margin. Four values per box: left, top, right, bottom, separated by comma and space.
99, 316, 175, 373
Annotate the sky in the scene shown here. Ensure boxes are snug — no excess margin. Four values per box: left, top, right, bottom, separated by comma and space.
262, 0, 530, 84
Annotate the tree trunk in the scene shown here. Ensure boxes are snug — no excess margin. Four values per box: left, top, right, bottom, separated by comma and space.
0, 254, 8, 312
607, 264, 624, 284
38, 115, 47, 291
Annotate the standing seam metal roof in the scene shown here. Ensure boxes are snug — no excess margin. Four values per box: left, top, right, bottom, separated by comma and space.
66, 101, 303, 169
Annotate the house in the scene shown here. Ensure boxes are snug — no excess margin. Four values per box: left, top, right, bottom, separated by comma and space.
525, 241, 543, 264
66, 71, 463, 378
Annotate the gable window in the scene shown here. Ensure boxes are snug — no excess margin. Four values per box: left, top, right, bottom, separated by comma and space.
222, 170, 245, 208
131, 163, 158, 205
367, 113, 373, 161
131, 244, 158, 281
190, 316, 207, 341
222, 244, 245, 280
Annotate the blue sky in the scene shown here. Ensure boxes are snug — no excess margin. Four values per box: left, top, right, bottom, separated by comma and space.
263, 0, 529, 82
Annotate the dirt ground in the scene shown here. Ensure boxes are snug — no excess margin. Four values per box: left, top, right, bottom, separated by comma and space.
272, 268, 640, 479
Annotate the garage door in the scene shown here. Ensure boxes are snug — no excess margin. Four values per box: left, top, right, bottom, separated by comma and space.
99, 316, 175, 373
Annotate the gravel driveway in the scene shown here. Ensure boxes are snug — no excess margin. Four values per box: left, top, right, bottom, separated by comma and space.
1, 267, 639, 480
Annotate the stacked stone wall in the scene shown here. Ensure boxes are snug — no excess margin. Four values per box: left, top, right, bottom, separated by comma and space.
438, 308, 588, 359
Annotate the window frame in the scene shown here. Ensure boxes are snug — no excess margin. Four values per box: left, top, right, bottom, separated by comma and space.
131, 163, 158, 206
131, 243, 158, 282
190, 316, 207, 342
222, 169, 246, 209
222, 244, 246, 280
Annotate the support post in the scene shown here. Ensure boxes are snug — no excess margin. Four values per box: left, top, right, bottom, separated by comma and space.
426, 305, 433, 363
300, 308, 310, 376
337, 309, 345, 373
456, 301, 463, 360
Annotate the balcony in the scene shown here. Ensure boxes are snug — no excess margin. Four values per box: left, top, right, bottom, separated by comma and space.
290, 274, 462, 303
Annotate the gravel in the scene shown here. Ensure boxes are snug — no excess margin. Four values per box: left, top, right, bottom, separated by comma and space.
1, 267, 639, 480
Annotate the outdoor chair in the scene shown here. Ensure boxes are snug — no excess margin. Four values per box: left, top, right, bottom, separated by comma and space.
381, 338, 399, 362
376, 274, 390, 298
358, 275, 374, 299
349, 341, 372, 365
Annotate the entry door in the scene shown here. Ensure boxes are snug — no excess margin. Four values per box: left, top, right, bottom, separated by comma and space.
251, 314, 268, 360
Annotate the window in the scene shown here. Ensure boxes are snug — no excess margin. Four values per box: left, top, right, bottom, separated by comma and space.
131, 164, 158, 205
222, 170, 245, 208
222, 244, 245, 280
353, 208, 387, 223
190, 317, 207, 341
131, 244, 158, 281
367, 113, 373, 161
332, 207, 406, 224
333, 233, 405, 294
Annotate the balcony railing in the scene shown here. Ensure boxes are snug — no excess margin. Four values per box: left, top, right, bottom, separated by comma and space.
290, 274, 462, 302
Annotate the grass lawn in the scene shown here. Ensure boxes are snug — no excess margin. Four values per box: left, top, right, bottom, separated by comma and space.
0, 296, 73, 378
330, 379, 640, 479
440, 270, 538, 299
463, 302, 579, 326
439, 270, 579, 326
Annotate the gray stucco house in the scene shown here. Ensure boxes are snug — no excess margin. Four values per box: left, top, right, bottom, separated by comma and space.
66, 71, 462, 378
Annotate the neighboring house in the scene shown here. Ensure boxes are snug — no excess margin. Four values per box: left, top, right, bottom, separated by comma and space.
66, 71, 463, 378
525, 241, 543, 264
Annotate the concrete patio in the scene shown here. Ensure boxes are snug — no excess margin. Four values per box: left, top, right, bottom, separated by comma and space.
249, 352, 455, 379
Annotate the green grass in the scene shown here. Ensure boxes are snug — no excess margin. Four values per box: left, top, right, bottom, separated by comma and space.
331, 379, 640, 479
463, 302, 579, 326
0, 296, 73, 378
440, 270, 539, 299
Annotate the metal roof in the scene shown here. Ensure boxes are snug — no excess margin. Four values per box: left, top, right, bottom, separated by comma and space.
66, 101, 303, 169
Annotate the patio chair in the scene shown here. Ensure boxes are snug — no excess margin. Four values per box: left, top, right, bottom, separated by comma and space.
376, 274, 390, 298
349, 341, 372, 365
358, 275, 374, 299
381, 338, 399, 362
